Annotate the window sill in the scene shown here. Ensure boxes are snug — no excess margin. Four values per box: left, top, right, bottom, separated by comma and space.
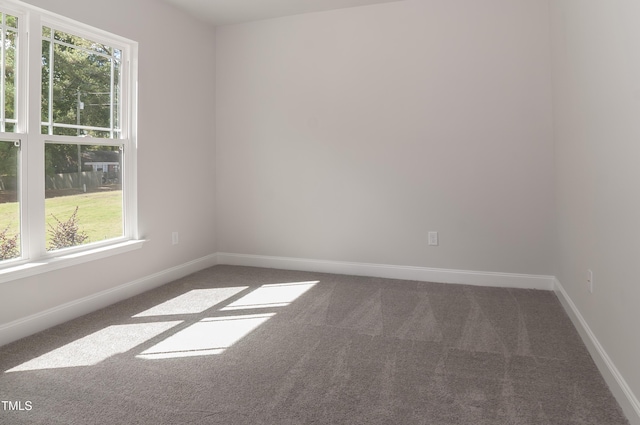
0, 239, 146, 284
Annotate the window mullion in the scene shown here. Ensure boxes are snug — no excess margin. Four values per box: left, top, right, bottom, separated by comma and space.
24, 12, 46, 259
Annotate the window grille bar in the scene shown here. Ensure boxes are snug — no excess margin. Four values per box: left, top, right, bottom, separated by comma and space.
46, 37, 116, 61
46, 122, 119, 133
43, 137, 126, 147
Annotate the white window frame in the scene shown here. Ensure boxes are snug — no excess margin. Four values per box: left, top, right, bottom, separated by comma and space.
0, 1, 142, 283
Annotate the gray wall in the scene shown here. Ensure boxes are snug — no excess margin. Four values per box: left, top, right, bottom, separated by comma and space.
551, 0, 640, 409
215, 0, 556, 275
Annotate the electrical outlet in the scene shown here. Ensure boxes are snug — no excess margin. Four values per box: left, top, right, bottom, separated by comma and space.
587, 269, 593, 293
428, 231, 438, 246
172, 232, 179, 245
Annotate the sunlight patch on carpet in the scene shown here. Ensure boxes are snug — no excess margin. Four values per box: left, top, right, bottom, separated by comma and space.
136, 313, 275, 359
6, 322, 182, 372
220, 281, 318, 311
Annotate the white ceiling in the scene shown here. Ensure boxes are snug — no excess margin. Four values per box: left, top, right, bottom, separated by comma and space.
162, 0, 404, 27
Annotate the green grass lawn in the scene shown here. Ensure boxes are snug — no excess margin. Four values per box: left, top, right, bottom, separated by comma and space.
0, 190, 122, 249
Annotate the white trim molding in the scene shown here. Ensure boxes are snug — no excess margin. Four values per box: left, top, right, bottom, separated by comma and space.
0, 253, 219, 347
216, 253, 555, 290
0, 239, 146, 284
554, 278, 640, 425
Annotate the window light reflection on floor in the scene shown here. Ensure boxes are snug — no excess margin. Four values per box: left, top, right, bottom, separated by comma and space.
133, 287, 249, 317
136, 313, 275, 359
6, 280, 321, 370
220, 281, 318, 311
137, 281, 318, 360
6, 322, 182, 372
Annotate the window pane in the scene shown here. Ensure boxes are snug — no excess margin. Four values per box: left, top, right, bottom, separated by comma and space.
5, 29, 17, 122
51, 126, 79, 137
0, 140, 20, 261
1, 15, 18, 133
41, 29, 121, 138
54, 29, 113, 56
113, 55, 121, 132
5, 14, 17, 29
45, 144, 123, 251
41, 39, 51, 134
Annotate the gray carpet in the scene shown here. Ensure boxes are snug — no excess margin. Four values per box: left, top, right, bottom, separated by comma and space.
0, 265, 629, 424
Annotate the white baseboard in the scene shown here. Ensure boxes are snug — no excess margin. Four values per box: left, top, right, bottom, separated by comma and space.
554, 278, 640, 425
0, 253, 219, 348
216, 252, 555, 290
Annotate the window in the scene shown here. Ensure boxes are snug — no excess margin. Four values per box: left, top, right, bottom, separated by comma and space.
0, 3, 138, 274
0, 10, 21, 262
41, 27, 122, 138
